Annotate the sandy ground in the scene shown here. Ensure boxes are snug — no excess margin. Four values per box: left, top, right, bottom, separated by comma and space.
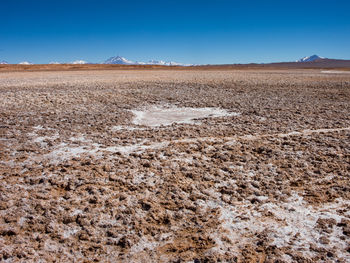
0, 69, 350, 262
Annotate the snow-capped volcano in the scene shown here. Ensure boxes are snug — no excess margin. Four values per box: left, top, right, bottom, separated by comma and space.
0, 61, 8, 64
104, 56, 134, 65
297, 55, 324, 62
104, 56, 192, 66
18, 61, 33, 65
71, 60, 88, 64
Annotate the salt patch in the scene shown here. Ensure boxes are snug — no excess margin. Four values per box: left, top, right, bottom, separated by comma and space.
111, 125, 146, 131
63, 227, 80, 239
33, 134, 59, 148
129, 236, 160, 254
105, 140, 169, 155
71, 209, 83, 216
33, 125, 44, 130
43, 143, 100, 164
321, 70, 350, 74
207, 192, 350, 261
131, 105, 239, 127
69, 136, 89, 142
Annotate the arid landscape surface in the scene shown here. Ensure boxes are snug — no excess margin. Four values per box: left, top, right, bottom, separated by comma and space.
1, 68, 350, 262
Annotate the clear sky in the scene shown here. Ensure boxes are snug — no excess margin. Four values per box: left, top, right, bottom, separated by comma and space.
1, 0, 350, 64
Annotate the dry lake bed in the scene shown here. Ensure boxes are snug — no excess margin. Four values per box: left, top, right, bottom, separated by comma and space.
0, 69, 350, 262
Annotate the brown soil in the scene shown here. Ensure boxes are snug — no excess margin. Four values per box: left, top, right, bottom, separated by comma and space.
0, 69, 349, 262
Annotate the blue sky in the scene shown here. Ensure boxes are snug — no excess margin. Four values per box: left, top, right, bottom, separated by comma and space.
1, 0, 350, 64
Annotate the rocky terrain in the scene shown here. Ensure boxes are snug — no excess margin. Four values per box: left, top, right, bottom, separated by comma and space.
0, 69, 350, 262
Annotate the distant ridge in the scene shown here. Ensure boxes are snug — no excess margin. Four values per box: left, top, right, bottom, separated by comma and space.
0, 61, 8, 64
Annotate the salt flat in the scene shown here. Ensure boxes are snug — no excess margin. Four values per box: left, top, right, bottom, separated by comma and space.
0, 69, 350, 262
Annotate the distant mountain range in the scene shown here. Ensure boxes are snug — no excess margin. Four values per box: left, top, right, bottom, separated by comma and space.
0, 56, 191, 66
1, 55, 350, 68
104, 56, 192, 66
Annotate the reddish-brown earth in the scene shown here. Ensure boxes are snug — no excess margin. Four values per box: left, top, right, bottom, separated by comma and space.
0, 69, 350, 262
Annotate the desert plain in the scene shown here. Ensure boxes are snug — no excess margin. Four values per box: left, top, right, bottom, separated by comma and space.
0, 68, 350, 262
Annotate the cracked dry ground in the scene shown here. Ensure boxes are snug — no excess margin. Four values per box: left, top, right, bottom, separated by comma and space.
0, 69, 350, 262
